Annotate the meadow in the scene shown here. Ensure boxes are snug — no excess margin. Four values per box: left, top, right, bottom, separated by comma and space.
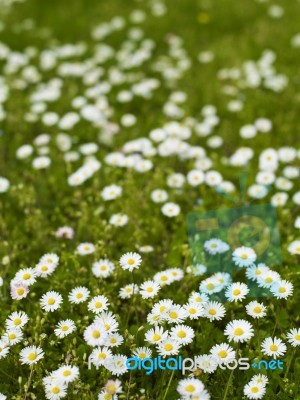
0, 0, 299, 399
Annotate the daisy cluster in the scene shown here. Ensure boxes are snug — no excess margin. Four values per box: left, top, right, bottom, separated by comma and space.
0, 0, 299, 399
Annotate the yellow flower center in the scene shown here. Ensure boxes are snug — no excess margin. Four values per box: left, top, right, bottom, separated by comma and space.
52, 387, 60, 394
63, 370, 71, 376
146, 287, 153, 292
234, 328, 244, 336
189, 308, 196, 314
17, 288, 25, 296
110, 338, 117, 344
233, 289, 241, 296
241, 254, 248, 259
185, 384, 195, 393
9, 333, 16, 340
41, 265, 48, 271
251, 387, 259, 393
61, 325, 69, 332
76, 293, 83, 299
218, 350, 228, 358
164, 344, 173, 351
23, 273, 30, 280
279, 287, 286, 293
139, 353, 147, 359
295, 334, 300, 341
92, 331, 100, 339
206, 283, 214, 290
100, 265, 107, 270
153, 334, 161, 341
253, 306, 261, 313
28, 352, 37, 361
98, 353, 106, 359
95, 301, 102, 308
14, 318, 21, 325
270, 344, 278, 351
48, 298, 55, 305
169, 311, 178, 319
177, 330, 186, 338
127, 258, 135, 265
107, 384, 116, 394
209, 309, 216, 315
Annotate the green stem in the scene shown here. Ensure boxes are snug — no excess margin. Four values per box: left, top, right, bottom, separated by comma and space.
162, 369, 175, 400
23, 365, 34, 400
223, 368, 234, 400
284, 347, 297, 378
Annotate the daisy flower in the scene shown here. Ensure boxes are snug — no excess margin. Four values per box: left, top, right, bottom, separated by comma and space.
166, 305, 188, 324
202, 301, 226, 321
40, 291, 63, 312
54, 365, 79, 383
10, 282, 29, 300
14, 268, 37, 286
35, 261, 56, 278
184, 302, 204, 320
286, 328, 300, 347
232, 246, 257, 268
261, 337, 287, 358
270, 280, 294, 299
68, 286, 90, 304
92, 259, 115, 278
104, 379, 123, 395
44, 381, 67, 400
95, 312, 119, 334
119, 284, 139, 299
101, 184, 122, 200
140, 280, 160, 299
170, 324, 195, 345
5, 311, 29, 330
55, 226, 74, 239
132, 347, 152, 359
257, 270, 281, 288
90, 346, 113, 367
210, 343, 235, 364
119, 252, 142, 272
54, 319, 76, 338
88, 295, 109, 313
177, 378, 205, 397
153, 271, 172, 286
200, 278, 223, 295
145, 327, 169, 344
288, 240, 300, 255
161, 202, 181, 217
20, 345, 44, 365
250, 374, 269, 386
157, 338, 181, 357
77, 242, 96, 255
246, 264, 270, 281
189, 292, 209, 303
245, 301, 267, 319
204, 238, 229, 254
3, 328, 23, 345
225, 282, 249, 302
105, 333, 124, 348
224, 319, 254, 343
109, 214, 128, 226
0, 340, 10, 359
195, 354, 218, 373
40, 253, 59, 267
84, 322, 107, 347
104, 354, 128, 376
243, 382, 266, 399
